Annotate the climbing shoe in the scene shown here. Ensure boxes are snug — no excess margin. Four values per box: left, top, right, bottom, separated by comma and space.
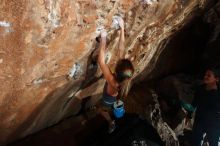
108, 120, 116, 134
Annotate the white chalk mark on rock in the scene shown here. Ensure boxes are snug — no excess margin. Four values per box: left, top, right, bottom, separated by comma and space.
0, 21, 11, 27
33, 78, 43, 84
141, 0, 157, 5
48, 0, 61, 28
0, 21, 13, 34
68, 63, 83, 79
105, 52, 112, 64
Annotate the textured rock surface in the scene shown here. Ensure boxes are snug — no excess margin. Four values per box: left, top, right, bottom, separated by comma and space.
203, 0, 220, 67
0, 0, 214, 145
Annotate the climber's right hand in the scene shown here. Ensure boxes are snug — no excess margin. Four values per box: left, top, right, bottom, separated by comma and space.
101, 29, 107, 39
118, 17, 124, 29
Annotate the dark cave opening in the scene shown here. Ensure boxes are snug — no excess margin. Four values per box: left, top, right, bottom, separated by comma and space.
147, 17, 212, 82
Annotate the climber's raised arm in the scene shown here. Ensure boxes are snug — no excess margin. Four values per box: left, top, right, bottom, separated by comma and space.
98, 30, 118, 89
118, 17, 125, 59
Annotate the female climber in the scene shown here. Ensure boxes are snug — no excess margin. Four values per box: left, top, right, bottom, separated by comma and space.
97, 17, 134, 133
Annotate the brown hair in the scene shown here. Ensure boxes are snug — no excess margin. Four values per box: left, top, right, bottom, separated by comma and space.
115, 59, 134, 83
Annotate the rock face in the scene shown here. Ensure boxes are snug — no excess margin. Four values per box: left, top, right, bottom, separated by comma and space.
203, 0, 220, 68
0, 0, 214, 145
